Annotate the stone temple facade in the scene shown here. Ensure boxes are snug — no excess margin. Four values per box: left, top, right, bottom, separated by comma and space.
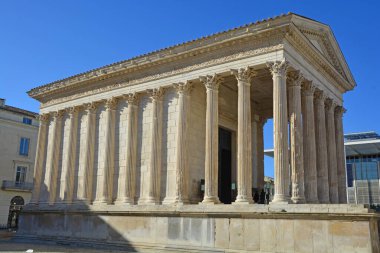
18, 13, 379, 252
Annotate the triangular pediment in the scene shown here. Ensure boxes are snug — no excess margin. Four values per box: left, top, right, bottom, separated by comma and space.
291, 15, 356, 88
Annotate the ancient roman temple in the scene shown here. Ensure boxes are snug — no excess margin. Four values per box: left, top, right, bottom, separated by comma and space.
18, 13, 380, 252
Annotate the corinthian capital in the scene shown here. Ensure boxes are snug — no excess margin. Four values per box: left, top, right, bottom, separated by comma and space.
301, 80, 315, 96
84, 102, 98, 113
124, 93, 139, 105
36, 113, 50, 123
173, 81, 193, 95
266, 59, 289, 77
105, 97, 118, 110
200, 74, 223, 91
231, 67, 257, 83
325, 98, 337, 111
314, 89, 327, 101
66, 106, 80, 116
51, 110, 64, 119
335, 106, 346, 117
287, 71, 304, 87
147, 87, 164, 101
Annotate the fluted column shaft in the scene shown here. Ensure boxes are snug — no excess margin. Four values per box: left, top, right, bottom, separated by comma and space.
30, 114, 49, 205
252, 115, 258, 190
59, 107, 79, 204
232, 68, 255, 204
45, 111, 64, 205
302, 82, 319, 203
201, 75, 222, 204
256, 118, 265, 191
171, 82, 192, 204
94, 98, 117, 205
335, 106, 347, 203
116, 94, 139, 205
145, 88, 164, 204
76, 103, 97, 204
288, 72, 305, 203
314, 91, 330, 203
326, 99, 339, 203
267, 60, 290, 203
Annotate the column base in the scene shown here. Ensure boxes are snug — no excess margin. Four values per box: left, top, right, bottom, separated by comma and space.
200, 196, 221, 204
162, 197, 190, 205
291, 196, 306, 204
92, 199, 110, 205
271, 194, 291, 204
233, 195, 254, 204
138, 197, 160, 205
114, 198, 135, 205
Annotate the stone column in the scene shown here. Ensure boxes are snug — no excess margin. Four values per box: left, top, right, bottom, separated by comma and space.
251, 114, 258, 191
200, 75, 223, 204
76, 102, 97, 204
256, 117, 265, 191
335, 106, 347, 203
59, 107, 79, 204
145, 88, 164, 204
325, 98, 339, 203
232, 67, 255, 204
301, 81, 319, 203
45, 111, 64, 205
267, 60, 290, 204
93, 98, 117, 205
30, 114, 50, 205
314, 90, 330, 203
169, 82, 192, 204
115, 93, 139, 205
287, 71, 305, 203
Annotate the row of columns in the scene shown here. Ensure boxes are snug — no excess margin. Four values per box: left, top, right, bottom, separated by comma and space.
31, 59, 346, 206
268, 60, 347, 204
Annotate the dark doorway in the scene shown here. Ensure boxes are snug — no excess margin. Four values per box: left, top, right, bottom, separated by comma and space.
7, 196, 24, 229
218, 127, 232, 204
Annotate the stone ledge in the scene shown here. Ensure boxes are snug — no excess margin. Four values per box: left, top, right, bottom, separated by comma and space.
22, 204, 378, 221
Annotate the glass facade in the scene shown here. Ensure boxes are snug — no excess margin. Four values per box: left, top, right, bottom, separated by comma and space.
346, 155, 380, 205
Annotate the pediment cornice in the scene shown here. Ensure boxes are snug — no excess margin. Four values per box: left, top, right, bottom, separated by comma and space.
29, 13, 356, 107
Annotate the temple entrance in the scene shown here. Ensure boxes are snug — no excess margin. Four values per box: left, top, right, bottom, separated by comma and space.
218, 127, 233, 204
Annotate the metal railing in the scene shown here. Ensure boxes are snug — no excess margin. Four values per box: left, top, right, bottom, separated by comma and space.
1, 180, 33, 191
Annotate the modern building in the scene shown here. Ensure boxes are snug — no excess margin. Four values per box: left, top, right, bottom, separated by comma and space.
265, 131, 380, 207
345, 132, 380, 205
0, 99, 38, 228
18, 13, 379, 252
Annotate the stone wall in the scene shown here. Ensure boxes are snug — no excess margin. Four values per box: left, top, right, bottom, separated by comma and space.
17, 205, 380, 253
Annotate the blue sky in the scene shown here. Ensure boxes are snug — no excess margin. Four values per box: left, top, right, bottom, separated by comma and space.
1, 1, 379, 177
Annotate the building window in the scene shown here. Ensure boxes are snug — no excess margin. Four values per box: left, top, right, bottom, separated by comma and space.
347, 163, 354, 187
19, 138, 29, 156
15, 166, 27, 184
22, 117, 32, 125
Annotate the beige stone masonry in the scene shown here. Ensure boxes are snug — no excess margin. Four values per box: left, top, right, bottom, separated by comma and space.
335, 106, 347, 203
93, 98, 117, 205
326, 98, 339, 203
76, 102, 97, 204
314, 89, 330, 204
59, 107, 79, 204
231, 67, 256, 204
29, 114, 49, 205
143, 88, 164, 205
200, 75, 222, 204
44, 111, 64, 205
115, 93, 139, 205
301, 81, 319, 203
287, 71, 305, 203
267, 60, 290, 204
